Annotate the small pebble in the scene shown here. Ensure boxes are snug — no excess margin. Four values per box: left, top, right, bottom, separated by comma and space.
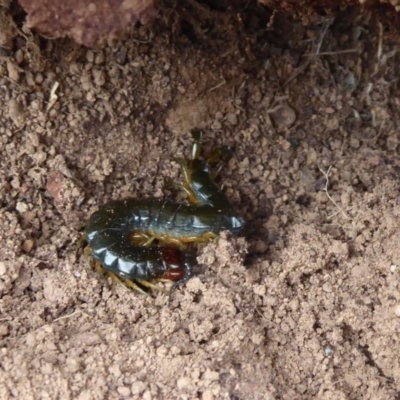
117, 386, 131, 397
268, 104, 296, 127
131, 380, 146, 395
0, 262, 6, 276
226, 112, 238, 125
394, 305, 400, 317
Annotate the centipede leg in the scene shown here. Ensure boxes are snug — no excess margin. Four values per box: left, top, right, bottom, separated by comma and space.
92, 260, 153, 297
191, 128, 204, 159
76, 233, 90, 261
172, 157, 198, 204
111, 272, 153, 296
207, 146, 233, 180
166, 179, 194, 200
128, 231, 156, 247
158, 231, 217, 244
139, 280, 167, 293
122, 277, 159, 296
82, 246, 95, 270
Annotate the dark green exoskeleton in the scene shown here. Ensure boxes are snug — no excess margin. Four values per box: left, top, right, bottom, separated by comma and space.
85, 129, 245, 303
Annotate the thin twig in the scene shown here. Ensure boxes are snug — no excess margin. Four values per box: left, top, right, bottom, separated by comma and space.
209, 76, 227, 92
373, 21, 383, 76
319, 166, 350, 220
282, 18, 334, 88
303, 49, 359, 57
53, 310, 82, 322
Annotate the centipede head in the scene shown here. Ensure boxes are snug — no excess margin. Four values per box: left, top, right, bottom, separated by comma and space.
164, 248, 196, 306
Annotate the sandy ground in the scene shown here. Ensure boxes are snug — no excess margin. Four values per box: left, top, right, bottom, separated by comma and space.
1, 2, 400, 399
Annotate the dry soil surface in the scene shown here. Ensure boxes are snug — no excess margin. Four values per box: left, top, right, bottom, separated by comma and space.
1, 3, 400, 399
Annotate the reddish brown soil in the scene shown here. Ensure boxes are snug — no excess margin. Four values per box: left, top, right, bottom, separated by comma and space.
1, 2, 400, 399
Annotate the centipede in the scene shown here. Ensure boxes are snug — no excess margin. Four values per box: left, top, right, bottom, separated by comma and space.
84, 129, 245, 303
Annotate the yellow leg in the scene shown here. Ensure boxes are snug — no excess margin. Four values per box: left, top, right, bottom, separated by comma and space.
82, 246, 94, 270
93, 260, 108, 279
173, 157, 198, 204
77, 233, 87, 249
139, 280, 167, 293
119, 275, 153, 296
154, 236, 188, 249
76, 234, 89, 261
128, 231, 156, 246
156, 231, 217, 245
180, 232, 218, 243
92, 260, 165, 297
166, 180, 194, 200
